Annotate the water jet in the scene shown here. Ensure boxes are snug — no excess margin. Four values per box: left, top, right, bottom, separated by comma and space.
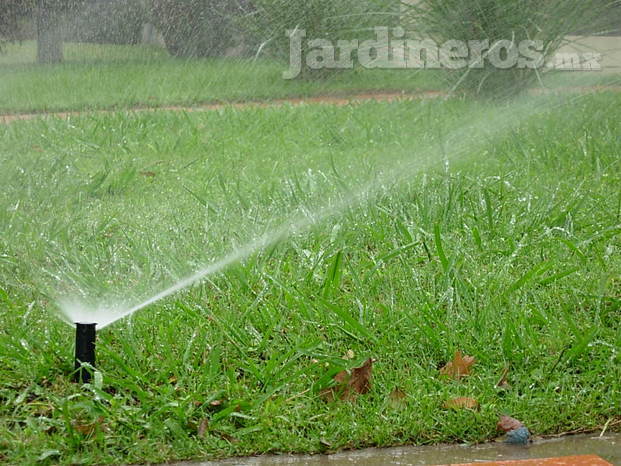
74, 322, 97, 383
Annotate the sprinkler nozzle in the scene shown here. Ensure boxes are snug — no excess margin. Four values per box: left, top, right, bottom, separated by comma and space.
74, 323, 97, 383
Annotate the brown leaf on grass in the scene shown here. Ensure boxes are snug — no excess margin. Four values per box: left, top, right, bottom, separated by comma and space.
350, 358, 373, 395
333, 370, 348, 384
320, 371, 347, 402
194, 399, 225, 411
197, 418, 209, 438
439, 351, 475, 380
496, 367, 511, 389
321, 358, 374, 402
497, 415, 524, 432
73, 423, 96, 436
72, 417, 105, 436
139, 170, 157, 178
443, 397, 479, 410
388, 388, 408, 409
215, 431, 239, 444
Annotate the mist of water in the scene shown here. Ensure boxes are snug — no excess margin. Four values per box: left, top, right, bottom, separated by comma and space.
57, 89, 601, 329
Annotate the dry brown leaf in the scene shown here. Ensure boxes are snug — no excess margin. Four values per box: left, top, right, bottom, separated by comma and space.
321, 358, 374, 402
334, 370, 349, 384
197, 418, 209, 438
388, 388, 407, 409
497, 415, 524, 432
216, 431, 239, 444
72, 417, 105, 436
496, 367, 511, 389
320, 370, 349, 402
350, 358, 373, 395
443, 397, 479, 410
139, 171, 157, 178
439, 350, 475, 380
73, 423, 96, 436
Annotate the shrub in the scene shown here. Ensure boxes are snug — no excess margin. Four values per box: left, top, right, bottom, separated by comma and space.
67, 0, 146, 45
151, 0, 244, 58
240, 0, 398, 78
402, 0, 615, 98
0, 1, 33, 49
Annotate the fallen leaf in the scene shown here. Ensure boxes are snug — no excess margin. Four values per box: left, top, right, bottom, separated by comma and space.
197, 418, 209, 438
72, 417, 105, 436
443, 397, 480, 410
320, 370, 351, 402
497, 415, 524, 432
350, 358, 373, 395
496, 367, 511, 389
439, 350, 475, 380
73, 423, 95, 436
139, 171, 157, 178
216, 431, 239, 443
388, 388, 407, 409
321, 358, 374, 402
333, 369, 349, 384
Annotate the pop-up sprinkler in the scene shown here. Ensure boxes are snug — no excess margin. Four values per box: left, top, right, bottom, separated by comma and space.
74, 323, 97, 383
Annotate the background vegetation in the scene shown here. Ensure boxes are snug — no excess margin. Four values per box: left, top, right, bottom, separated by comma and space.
402, 0, 620, 97
3, 0, 616, 86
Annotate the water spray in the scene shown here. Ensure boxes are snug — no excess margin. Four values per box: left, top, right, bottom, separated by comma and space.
59, 90, 607, 331
74, 322, 97, 383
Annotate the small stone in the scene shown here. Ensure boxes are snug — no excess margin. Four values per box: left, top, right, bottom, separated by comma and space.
505, 426, 530, 445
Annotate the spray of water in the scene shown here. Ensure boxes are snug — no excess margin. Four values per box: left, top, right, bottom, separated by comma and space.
57, 89, 602, 329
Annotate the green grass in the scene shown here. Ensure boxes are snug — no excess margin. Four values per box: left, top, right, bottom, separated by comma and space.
2, 41, 619, 115
0, 41, 440, 114
0, 90, 620, 464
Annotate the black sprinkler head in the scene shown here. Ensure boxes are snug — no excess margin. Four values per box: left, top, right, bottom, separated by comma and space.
74, 323, 97, 383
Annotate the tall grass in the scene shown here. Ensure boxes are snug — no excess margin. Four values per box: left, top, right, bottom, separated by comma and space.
402, 0, 618, 97
240, 0, 397, 77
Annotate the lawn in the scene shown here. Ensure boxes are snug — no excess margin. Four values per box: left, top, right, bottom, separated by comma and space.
0, 41, 441, 114
1, 41, 619, 115
0, 88, 620, 464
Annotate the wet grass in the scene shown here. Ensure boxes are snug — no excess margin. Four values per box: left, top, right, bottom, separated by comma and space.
2, 41, 619, 115
0, 93, 620, 464
0, 41, 439, 114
